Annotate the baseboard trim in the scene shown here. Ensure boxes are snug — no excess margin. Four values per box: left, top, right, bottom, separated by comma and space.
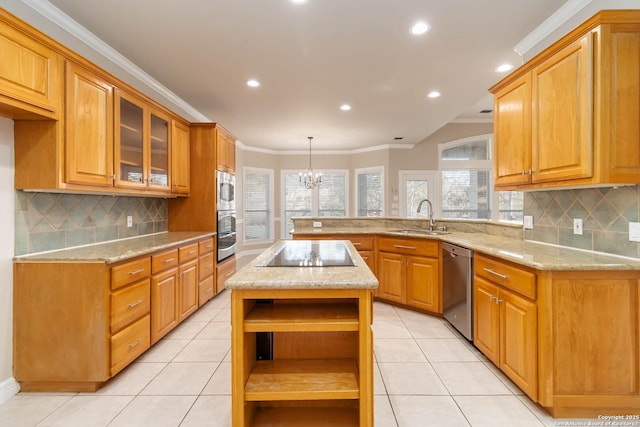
0, 377, 20, 403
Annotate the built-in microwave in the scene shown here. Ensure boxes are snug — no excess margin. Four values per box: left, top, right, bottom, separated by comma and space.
216, 170, 235, 211
217, 210, 236, 262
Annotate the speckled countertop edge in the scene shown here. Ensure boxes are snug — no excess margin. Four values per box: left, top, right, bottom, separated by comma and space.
225, 240, 379, 290
13, 231, 216, 264
292, 228, 640, 271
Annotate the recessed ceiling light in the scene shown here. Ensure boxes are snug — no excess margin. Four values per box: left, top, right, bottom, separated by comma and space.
340, 104, 351, 111
410, 21, 430, 35
246, 79, 260, 88
427, 91, 441, 99
289, 0, 308, 4
495, 63, 514, 73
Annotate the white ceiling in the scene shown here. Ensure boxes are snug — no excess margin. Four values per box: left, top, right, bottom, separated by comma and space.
40, 0, 570, 151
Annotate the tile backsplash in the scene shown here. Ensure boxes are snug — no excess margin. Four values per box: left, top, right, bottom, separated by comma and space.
524, 185, 639, 258
15, 191, 168, 255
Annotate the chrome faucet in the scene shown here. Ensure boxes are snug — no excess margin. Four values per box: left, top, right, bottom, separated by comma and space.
417, 199, 436, 231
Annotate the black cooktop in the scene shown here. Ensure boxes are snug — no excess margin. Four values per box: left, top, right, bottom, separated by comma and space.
263, 241, 355, 267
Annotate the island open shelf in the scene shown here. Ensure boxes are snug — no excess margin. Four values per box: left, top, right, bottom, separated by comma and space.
231, 288, 374, 427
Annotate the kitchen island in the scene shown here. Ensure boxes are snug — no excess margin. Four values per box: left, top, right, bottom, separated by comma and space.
225, 240, 378, 427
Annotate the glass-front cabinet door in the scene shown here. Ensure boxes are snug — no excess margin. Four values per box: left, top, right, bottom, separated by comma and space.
148, 110, 170, 190
115, 93, 145, 188
114, 89, 170, 192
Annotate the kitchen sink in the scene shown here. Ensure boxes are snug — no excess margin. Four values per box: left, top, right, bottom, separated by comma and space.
392, 229, 450, 236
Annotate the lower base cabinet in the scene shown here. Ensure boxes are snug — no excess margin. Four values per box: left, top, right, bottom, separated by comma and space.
216, 256, 236, 293
13, 235, 220, 392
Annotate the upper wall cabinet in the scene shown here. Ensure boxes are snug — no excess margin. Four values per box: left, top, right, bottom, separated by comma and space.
171, 120, 190, 195
216, 126, 236, 174
0, 15, 64, 119
115, 89, 172, 193
66, 61, 114, 187
491, 10, 640, 190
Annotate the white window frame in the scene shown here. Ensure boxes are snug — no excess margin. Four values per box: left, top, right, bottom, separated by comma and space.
438, 134, 522, 223
243, 166, 274, 244
355, 166, 385, 217
280, 169, 349, 238
398, 170, 441, 218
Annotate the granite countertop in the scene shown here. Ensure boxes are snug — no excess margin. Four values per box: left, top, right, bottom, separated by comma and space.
14, 231, 216, 264
292, 228, 640, 271
225, 240, 379, 290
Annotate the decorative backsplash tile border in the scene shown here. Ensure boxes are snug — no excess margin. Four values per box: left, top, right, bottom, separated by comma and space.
524, 185, 640, 258
15, 191, 168, 255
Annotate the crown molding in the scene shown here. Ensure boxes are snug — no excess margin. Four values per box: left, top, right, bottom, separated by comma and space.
20, 0, 210, 122
235, 140, 415, 155
513, 0, 593, 56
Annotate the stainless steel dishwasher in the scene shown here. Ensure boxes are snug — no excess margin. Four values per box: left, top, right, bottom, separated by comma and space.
442, 242, 473, 341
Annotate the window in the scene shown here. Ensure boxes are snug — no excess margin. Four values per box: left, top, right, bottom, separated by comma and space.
356, 167, 384, 217
399, 171, 440, 218
282, 170, 348, 237
243, 167, 274, 242
438, 135, 523, 223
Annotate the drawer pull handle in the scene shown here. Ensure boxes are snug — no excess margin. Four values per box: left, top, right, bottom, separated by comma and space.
128, 299, 144, 308
163, 258, 175, 263
352, 242, 362, 246
128, 338, 143, 349
483, 268, 508, 280
394, 244, 416, 250
225, 272, 234, 278
205, 264, 213, 269
128, 268, 145, 276
188, 250, 197, 255
206, 288, 213, 293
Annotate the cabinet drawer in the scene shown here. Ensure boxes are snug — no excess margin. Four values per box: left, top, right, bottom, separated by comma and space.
216, 257, 236, 293
474, 254, 536, 300
199, 252, 215, 281
152, 249, 178, 273
348, 236, 374, 251
198, 275, 215, 306
111, 314, 150, 375
179, 243, 199, 263
198, 238, 215, 255
111, 279, 150, 333
111, 257, 151, 290
377, 237, 439, 257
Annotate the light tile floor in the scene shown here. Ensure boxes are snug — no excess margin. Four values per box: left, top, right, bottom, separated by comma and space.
0, 291, 599, 426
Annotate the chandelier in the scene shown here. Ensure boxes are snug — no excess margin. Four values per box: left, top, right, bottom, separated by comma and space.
299, 136, 322, 189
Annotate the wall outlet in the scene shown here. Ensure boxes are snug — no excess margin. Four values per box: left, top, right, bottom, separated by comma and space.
313, 221, 322, 228
573, 218, 583, 235
523, 216, 533, 230
630, 222, 640, 242
127, 215, 133, 228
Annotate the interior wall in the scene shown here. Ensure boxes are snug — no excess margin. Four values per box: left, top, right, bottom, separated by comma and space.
0, 117, 16, 399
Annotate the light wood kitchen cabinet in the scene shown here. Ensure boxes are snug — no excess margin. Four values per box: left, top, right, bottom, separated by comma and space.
14, 257, 152, 391
114, 89, 171, 193
65, 61, 115, 187
198, 238, 216, 306
171, 119, 190, 195
376, 236, 441, 314
491, 11, 640, 190
473, 254, 537, 400
177, 243, 199, 321
0, 12, 64, 119
216, 126, 236, 173
151, 242, 200, 343
216, 256, 236, 294
151, 250, 179, 344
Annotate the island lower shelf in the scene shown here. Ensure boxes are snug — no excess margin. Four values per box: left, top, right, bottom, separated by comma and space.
231, 289, 373, 427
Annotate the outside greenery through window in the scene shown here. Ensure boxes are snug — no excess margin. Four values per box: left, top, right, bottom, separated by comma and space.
282, 170, 348, 237
356, 167, 383, 217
